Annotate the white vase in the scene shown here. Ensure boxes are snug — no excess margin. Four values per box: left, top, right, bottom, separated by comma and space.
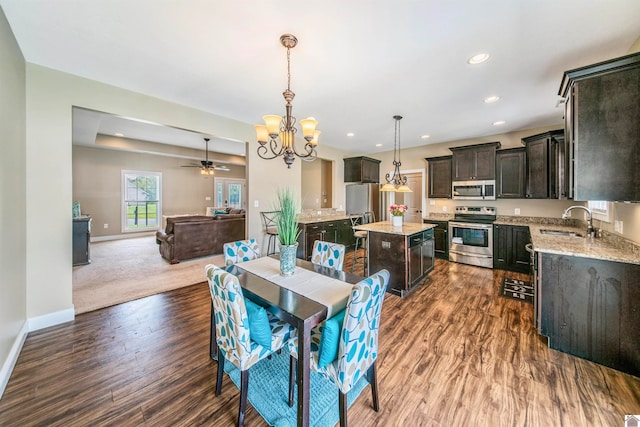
392, 215, 403, 227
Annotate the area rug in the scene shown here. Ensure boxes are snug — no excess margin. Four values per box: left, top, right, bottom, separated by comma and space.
224, 348, 369, 427
500, 277, 533, 304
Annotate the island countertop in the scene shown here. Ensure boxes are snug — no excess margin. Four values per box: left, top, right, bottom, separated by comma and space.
354, 221, 436, 236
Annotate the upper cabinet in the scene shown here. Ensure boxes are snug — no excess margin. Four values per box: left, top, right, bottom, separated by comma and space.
495, 148, 526, 199
425, 155, 452, 199
450, 142, 500, 181
343, 156, 381, 183
522, 130, 565, 199
559, 52, 640, 201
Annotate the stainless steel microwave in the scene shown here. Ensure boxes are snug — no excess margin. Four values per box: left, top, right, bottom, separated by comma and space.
452, 180, 496, 200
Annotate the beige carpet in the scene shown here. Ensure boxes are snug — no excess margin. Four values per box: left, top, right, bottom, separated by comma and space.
73, 236, 225, 314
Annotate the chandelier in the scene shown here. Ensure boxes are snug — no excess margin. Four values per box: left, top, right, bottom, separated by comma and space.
255, 34, 320, 168
380, 115, 412, 192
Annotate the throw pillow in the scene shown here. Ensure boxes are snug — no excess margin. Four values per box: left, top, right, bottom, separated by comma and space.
317, 309, 346, 368
244, 299, 272, 350
214, 210, 228, 215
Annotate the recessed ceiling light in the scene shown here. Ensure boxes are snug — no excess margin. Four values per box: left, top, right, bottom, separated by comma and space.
346, 132, 354, 137
484, 96, 500, 103
468, 52, 490, 65
421, 135, 430, 139
493, 120, 506, 126
115, 133, 124, 137
375, 143, 382, 147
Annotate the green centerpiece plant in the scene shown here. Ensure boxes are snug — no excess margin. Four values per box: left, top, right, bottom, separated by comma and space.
275, 188, 301, 276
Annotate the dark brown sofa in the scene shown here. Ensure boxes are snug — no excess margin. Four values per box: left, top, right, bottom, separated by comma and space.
155, 212, 245, 263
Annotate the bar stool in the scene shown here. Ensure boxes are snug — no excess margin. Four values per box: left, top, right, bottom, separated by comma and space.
260, 211, 280, 255
350, 212, 374, 274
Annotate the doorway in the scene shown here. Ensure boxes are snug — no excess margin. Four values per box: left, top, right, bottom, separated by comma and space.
394, 172, 423, 223
214, 178, 246, 209
301, 159, 333, 209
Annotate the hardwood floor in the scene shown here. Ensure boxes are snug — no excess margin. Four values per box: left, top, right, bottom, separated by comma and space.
2, 257, 639, 426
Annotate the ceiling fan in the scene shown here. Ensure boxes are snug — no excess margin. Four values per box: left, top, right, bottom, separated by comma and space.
181, 138, 230, 174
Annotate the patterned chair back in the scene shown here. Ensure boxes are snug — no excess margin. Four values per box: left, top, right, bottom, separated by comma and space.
336, 269, 390, 393
310, 240, 346, 270
223, 239, 260, 266
206, 265, 254, 370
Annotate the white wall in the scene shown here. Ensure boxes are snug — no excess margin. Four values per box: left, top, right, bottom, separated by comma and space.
24, 64, 255, 321
0, 7, 27, 396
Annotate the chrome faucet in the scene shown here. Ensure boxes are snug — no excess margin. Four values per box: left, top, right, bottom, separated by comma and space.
562, 205, 595, 238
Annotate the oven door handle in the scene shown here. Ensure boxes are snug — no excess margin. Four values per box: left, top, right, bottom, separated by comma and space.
449, 250, 493, 259
449, 221, 493, 229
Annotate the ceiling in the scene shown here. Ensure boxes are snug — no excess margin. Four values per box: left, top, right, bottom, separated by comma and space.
2, 1, 640, 156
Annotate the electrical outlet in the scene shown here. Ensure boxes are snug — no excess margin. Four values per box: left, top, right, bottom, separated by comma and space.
442, 206, 448, 212
514, 208, 521, 215
253, 200, 259, 208
103, 224, 109, 229
429, 200, 436, 206
205, 196, 211, 201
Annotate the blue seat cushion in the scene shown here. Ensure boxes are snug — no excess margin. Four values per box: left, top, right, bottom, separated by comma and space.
317, 309, 346, 368
245, 299, 271, 350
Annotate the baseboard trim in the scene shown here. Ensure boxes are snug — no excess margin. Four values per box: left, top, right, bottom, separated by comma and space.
92, 232, 155, 242
0, 321, 28, 399
28, 307, 75, 332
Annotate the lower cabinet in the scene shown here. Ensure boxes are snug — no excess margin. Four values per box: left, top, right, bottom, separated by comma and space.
297, 219, 355, 261
493, 224, 531, 273
425, 219, 448, 260
369, 228, 434, 297
538, 252, 640, 377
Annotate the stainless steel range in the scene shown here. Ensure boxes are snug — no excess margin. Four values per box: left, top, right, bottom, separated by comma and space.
448, 206, 496, 268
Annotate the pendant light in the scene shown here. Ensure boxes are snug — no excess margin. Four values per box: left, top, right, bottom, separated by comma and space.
381, 115, 412, 192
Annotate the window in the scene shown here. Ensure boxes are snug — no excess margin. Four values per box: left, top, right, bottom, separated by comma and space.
122, 171, 162, 232
587, 200, 610, 222
214, 178, 245, 209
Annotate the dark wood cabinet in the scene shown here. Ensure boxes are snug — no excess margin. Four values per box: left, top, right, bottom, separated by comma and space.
297, 218, 354, 261
495, 148, 526, 198
368, 228, 434, 297
343, 156, 381, 183
493, 224, 531, 273
73, 216, 91, 266
425, 156, 452, 198
450, 142, 500, 181
559, 52, 640, 201
538, 252, 640, 377
424, 219, 448, 260
334, 219, 354, 248
522, 130, 564, 199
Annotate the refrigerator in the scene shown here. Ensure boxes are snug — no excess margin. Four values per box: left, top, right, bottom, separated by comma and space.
345, 183, 390, 222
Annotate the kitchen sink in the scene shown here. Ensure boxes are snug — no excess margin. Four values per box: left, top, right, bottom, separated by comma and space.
539, 229, 583, 237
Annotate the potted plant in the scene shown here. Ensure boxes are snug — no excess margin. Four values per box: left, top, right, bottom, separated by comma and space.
275, 187, 301, 276
389, 204, 408, 227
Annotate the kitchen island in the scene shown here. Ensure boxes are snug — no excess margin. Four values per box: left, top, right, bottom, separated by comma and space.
354, 221, 436, 296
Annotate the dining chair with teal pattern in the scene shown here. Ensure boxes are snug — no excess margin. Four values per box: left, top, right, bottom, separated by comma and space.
206, 264, 295, 427
223, 238, 260, 266
310, 240, 346, 271
287, 269, 390, 427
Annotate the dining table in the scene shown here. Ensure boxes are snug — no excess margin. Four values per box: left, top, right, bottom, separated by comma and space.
209, 255, 363, 427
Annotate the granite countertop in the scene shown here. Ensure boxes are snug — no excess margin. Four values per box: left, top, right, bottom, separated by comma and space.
354, 221, 436, 236
493, 216, 640, 265
527, 223, 640, 265
297, 214, 358, 225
